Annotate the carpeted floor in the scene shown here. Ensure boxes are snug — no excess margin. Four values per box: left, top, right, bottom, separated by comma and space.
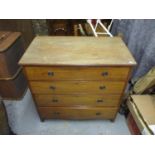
4, 89, 130, 135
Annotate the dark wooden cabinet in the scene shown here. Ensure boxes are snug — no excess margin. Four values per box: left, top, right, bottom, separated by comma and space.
0, 31, 23, 78
47, 19, 73, 36
0, 19, 34, 50
0, 100, 11, 135
46, 19, 87, 36
0, 31, 27, 99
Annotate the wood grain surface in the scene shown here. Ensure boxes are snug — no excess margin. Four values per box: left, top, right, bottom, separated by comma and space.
24, 66, 130, 81
34, 94, 121, 107
0, 31, 21, 52
39, 106, 118, 120
20, 36, 137, 121
19, 36, 136, 66
29, 81, 125, 95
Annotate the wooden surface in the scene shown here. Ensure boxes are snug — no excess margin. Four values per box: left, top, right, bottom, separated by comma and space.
24, 66, 130, 81
19, 36, 136, 66
0, 30, 27, 99
34, 94, 121, 107
0, 100, 10, 134
38, 107, 117, 120
47, 20, 73, 36
20, 36, 136, 121
0, 32, 24, 79
0, 31, 21, 52
0, 19, 35, 50
29, 81, 125, 95
0, 70, 27, 99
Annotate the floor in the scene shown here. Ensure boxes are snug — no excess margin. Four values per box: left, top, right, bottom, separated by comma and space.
4, 89, 130, 135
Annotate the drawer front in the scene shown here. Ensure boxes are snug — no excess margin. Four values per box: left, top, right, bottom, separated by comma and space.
34, 94, 121, 107
38, 107, 118, 120
25, 66, 130, 81
29, 81, 125, 95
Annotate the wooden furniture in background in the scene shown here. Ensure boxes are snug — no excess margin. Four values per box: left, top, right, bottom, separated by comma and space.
0, 31, 23, 78
0, 31, 27, 99
46, 19, 87, 36
19, 36, 136, 121
46, 20, 73, 36
0, 98, 11, 135
0, 19, 34, 50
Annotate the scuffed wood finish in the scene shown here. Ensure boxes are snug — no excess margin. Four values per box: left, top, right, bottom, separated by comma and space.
0, 31, 27, 99
24, 66, 130, 81
29, 81, 125, 95
34, 94, 121, 107
19, 36, 137, 121
39, 107, 118, 120
0, 31, 21, 52
0, 70, 27, 99
19, 37, 136, 66
0, 31, 24, 78
0, 19, 35, 50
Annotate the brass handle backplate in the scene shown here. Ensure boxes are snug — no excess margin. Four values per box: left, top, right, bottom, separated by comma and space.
49, 86, 56, 90
99, 86, 106, 90
97, 99, 104, 103
96, 112, 101, 115
101, 72, 108, 76
52, 99, 58, 102
53, 112, 60, 115
48, 71, 54, 76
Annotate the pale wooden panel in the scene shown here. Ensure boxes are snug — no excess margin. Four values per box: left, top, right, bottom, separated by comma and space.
29, 81, 125, 95
25, 66, 130, 81
34, 94, 121, 107
19, 37, 136, 66
38, 107, 118, 120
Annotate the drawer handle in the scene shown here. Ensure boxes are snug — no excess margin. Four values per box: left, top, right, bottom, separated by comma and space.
53, 112, 60, 115
97, 99, 104, 103
48, 71, 54, 76
52, 99, 58, 102
99, 86, 106, 90
101, 72, 108, 76
96, 112, 101, 115
49, 86, 56, 90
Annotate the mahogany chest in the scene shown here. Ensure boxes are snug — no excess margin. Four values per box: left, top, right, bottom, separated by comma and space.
19, 36, 136, 121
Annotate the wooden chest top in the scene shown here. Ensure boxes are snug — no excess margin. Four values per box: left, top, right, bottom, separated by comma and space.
0, 31, 21, 52
19, 36, 136, 66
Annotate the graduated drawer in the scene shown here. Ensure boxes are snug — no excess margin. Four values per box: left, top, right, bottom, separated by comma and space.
24, 66, 130, 81
34, 94, 121, 107
29, 81, 125, 95
38, 107, 118, 120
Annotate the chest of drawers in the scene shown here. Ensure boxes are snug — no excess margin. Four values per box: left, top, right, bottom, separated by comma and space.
19, 37, 136, 121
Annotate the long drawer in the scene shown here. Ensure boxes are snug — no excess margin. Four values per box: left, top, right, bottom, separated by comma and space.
34, 94, 121, 107
38, 107, 118, 120
29, 81, 125, 95
24, 66, 130, 81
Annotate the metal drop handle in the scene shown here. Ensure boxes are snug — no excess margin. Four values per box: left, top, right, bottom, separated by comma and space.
48, 71, 54, 76
101, 72, 108, 76
97, 99, 104, 103
52, 99, 58, 102
96, 112, 101, 115
53, 112, 60, 115
99, 86, 106, 90
49, 86, 56, 90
